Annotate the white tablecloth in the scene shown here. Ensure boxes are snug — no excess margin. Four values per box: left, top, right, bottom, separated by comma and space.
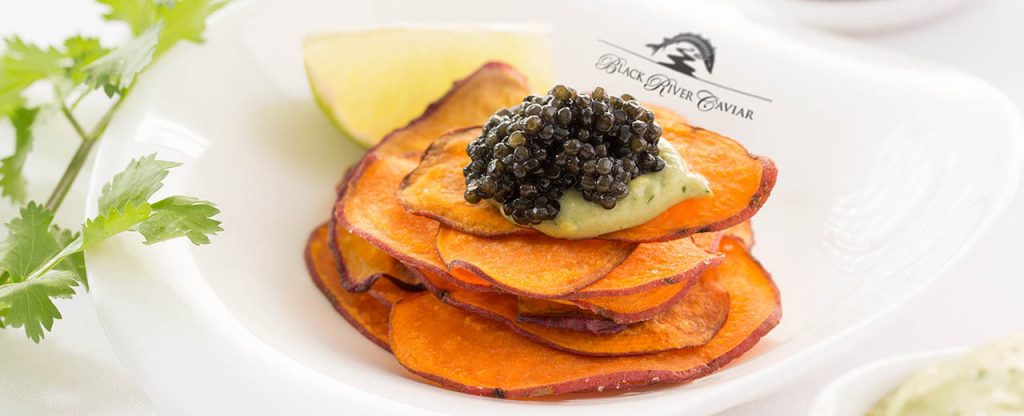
1, 1, 1021, 414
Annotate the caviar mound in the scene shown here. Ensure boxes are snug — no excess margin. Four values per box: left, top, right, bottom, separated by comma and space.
305, 224, 393, 350
413, 266, 729, 356
389, 237, 781, 398
398, 107, 775, 242
327, 216, 420, 292
463, 86, 668, 224
372, 62, 533, 158
436, 225, 636, 298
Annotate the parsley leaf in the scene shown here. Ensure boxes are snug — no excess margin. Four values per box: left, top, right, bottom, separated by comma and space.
62, 35, 110, 86
0, 202, 61, 282
139, 196, 222, 245
0, 107, 40, 202
153, 0, 227, 55
84, 24, 160, 97
0, 270, 78, 342
97, 0, 227, 57
96, 0, 160, 36
97, 153, 179, 213
1, 37, 65, 78
0, 37, 65, 117
82, 203, 153, 249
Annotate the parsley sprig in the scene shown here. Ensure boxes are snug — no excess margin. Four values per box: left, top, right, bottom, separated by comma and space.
0, 0, 226, 342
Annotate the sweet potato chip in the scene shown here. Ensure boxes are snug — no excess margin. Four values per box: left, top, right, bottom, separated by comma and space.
372, 62, 532, 158
390, 237, 780, 397
519, 279, 695, 324
328, 216, 420, 291
436, 225, 636, 298
400, 128, 528, 236
439, 229, 722, 299
692, 220, 754, 254
603, 126, 776, 242
573, 236, 723, 298
398, 108, 775, 243
414, 265, 728, 355
515, 300, 627, 335
726, 220, 755, 249
306, 224, 392, 350
449, 279, 726, 356
335, 154, 455, 278
367, 277, 417, 308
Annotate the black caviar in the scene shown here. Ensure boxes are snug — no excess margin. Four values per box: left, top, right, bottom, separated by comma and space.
463, 85, 665, 225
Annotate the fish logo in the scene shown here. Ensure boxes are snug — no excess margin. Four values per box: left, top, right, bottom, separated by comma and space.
645, 33, 716, 79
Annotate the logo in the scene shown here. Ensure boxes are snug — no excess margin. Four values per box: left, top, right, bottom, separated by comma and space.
593, 32, 771, 121
645, 33, 716, 79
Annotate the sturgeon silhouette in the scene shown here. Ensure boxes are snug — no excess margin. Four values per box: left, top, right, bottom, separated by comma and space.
645, 33, 716, 75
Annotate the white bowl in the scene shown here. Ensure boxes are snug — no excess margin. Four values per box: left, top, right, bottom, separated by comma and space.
84, 0, 1024, 415
811, 348, 967, 416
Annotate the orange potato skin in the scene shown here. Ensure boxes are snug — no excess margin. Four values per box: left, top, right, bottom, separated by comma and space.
411, 267, 728, 356
390, 237, 780, 398
693, 220, 754, 254
305, 224, 394, 351
573, 236, 723, 298
572, 280, 697, 324
439, 233, 724, 300
437, 225, 637, 298
419, 161, 724, 298
327, 214, 421, 292
515, 277, 698, 325
514, 296, 627, 335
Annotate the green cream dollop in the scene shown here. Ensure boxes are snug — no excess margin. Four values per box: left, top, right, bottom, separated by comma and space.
499, 140, 710, 239
867, 334, 1024, 416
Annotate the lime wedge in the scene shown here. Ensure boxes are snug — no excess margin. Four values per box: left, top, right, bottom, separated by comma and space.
304, 27, 554, 147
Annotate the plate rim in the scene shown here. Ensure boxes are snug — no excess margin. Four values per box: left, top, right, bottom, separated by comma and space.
82, 1, 1024, 414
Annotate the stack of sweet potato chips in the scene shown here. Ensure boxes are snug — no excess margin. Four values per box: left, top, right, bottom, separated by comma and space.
305, 62, 779, 398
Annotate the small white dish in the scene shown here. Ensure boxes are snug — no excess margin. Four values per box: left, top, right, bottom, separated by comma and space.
810, 348, 967, 416
83, 0, 1023, 415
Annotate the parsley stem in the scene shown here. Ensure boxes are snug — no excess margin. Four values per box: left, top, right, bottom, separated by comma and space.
45, 139, 95, 211
45, 95, 125, 212
59, 101, 90, 142
70, 89, 91, 111
89, 95, 125, 139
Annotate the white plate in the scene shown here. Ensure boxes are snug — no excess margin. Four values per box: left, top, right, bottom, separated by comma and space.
810, 348, 967, 416
83, 0, 1024, 415
748, 0, 976, 33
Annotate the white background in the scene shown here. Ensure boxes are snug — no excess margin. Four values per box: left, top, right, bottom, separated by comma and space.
0, 0, 1021, 414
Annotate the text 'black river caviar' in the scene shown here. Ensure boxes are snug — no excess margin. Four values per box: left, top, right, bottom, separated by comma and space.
463, 85, 665, 225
